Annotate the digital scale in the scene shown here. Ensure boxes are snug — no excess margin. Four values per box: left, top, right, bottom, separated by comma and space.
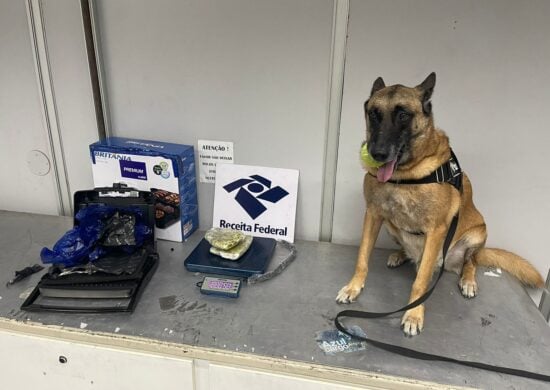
184, 236, 276, 279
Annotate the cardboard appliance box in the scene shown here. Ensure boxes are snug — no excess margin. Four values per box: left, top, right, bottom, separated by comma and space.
90, 137, 198, 242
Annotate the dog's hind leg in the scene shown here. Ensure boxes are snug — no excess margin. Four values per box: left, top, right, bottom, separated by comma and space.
459, 253, 478, 298
387, 250, 410, 268
458, 225, 487, 298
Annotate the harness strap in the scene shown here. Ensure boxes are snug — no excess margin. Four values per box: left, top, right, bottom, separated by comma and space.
388, 149, 463, 191
335, 150, 550, 382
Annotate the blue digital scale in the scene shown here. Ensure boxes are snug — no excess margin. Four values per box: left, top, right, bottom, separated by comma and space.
184, 237, 276, 278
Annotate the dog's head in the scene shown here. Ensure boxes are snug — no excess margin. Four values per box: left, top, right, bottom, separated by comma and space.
364, 73, 436, 182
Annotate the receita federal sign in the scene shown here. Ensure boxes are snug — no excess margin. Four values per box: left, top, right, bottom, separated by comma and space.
213, 164, 299, 242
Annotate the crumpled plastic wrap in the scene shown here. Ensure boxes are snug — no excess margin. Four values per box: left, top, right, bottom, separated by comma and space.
102, 213, 137, 246
40, 205, 152, 267
48, 248, 149, 278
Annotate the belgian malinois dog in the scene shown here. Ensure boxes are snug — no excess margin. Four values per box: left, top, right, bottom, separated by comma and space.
336, 73, 544, 336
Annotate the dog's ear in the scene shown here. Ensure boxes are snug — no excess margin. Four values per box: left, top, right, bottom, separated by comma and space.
417, 72, 436, 115
370, 77, 386, 96
418, 72, 436, 94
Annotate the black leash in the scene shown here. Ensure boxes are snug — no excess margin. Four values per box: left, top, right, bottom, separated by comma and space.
335, 150, 550, 383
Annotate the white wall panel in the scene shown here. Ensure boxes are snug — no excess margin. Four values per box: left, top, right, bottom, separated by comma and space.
0, 0, 59, 215
94, 0, 334, 240
41, 0, 98, 198
333, 0, 550, 281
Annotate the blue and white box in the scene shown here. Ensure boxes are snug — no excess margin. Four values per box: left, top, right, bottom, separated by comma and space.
90, 137, 199, 242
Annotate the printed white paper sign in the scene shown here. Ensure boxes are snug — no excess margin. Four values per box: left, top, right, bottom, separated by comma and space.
213, 164, 299, 242
197, 140, 234, 183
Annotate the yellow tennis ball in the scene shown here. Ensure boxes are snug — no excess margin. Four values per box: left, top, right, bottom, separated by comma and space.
360, 143, 384, 168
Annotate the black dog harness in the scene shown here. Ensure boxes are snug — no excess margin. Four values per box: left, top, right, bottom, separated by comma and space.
367, 149, 463, 192
335, 149, 550, 383
388, 149, 463, 191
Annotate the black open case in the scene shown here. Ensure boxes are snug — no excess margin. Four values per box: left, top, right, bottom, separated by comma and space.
21, 184, 159, 313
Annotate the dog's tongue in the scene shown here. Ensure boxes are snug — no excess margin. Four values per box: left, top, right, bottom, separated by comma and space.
376, 159, 397, 182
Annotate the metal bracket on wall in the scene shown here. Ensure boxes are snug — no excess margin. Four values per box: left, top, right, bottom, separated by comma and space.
539, 269, 550, 322
26, 0, 72, 216
80, 0, 110, 140
319, 0, 350, 242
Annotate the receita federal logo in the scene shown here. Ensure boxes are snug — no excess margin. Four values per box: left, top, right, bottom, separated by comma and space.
223, 174, 289, 219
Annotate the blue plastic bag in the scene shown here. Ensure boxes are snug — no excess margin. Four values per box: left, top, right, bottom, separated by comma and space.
41, 205, 152, 267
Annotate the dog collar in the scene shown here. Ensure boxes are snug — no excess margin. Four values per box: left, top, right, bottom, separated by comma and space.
373, 149, 463, 192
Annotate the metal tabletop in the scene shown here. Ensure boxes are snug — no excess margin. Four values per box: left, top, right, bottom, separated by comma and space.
0, 210, 549, 389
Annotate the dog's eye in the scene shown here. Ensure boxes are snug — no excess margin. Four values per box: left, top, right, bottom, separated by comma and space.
368, 110, 380, 122
397, 111, 411, 122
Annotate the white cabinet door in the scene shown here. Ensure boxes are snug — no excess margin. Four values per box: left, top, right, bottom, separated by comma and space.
0, 330, 193, 390
208, 363, 375, 390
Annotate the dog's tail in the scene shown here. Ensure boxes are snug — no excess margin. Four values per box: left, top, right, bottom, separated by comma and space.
474, 248, 544, 288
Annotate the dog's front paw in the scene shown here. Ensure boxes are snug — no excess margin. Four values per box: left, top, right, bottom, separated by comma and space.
459, 278, 478, 298
336, 282, 363, 304
401, 306, 424, 337
387, 251, 409, 268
